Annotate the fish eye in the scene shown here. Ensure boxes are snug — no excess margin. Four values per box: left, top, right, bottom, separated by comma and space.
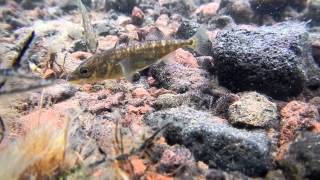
79, 67, 90, 77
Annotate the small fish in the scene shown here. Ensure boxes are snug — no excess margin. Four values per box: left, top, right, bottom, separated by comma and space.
67, 27, 211, 84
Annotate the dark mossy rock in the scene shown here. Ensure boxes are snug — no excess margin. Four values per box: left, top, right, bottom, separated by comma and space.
280, 132, 320, 180
105, 0, 137, 13
250, 0, 289, 15
176, 20, 200, 39
144, 106, 272, 177
212, 22, 318, 100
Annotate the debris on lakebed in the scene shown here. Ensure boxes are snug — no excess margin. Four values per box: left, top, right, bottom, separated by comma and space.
0, 0, 320, 179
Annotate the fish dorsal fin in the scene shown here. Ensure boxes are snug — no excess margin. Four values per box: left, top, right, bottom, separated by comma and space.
145, 27, 166, 41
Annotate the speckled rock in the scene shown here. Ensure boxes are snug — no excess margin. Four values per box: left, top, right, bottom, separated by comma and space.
218, 0, 254, 24
153, 93, 186, 110
279, 101, 319, 147
175, 20, 200, 39
158, 145, 195, 173
159, 0, 192, 16
213, 93, 240, 118
212, 22, 313, 100
280, 132, 320, 180
144, 106, 272, 176
250, 0, 289, 15
150, 62, 210, 94
228, 92, 278, 128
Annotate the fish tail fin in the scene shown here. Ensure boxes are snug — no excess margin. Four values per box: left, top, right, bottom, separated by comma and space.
189, 26, 212, 55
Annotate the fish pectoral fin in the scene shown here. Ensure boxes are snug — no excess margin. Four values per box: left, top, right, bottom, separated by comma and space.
118, 59, 135, 82
160, 52, 177, 65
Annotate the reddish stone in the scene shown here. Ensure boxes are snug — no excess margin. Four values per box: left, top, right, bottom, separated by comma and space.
173, 49, 199, 68
97, 35, 119, 51
79, 90, 124, 114
132, 87, 150, 98
131, 7, 145, 26
160, 145, 194, 167
18, 99, 79, 136
155, 14, 179, 37
195, 2, 220, 16
127, 104, 152, 114
146, 172, 173, 180
277, 101, 319, 160
130, 156, 146, 176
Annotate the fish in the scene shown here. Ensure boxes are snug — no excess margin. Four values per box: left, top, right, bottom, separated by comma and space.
67, 27, 211, 84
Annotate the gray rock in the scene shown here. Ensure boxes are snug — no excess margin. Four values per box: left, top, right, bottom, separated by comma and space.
150, 63, 210, 94
212, 22, 315, 100
160, 0, 192, 16
176, 20, 200, 39
153, 93, 186, 110
144, 106, 272, 176
250, 0, 289, 15
21, 0, 46, 10
219, 0, 254, 24
93, 21, 119, 36
302, 0, 320, 27
70, 39, 88, 52
280, 132, 320, 180
228, 92, 278, 128
105, 0, 137, 13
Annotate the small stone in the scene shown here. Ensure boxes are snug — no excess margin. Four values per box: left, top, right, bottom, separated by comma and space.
213, 93, 240, 118
195, 2, 220, 16
309, 96, 320, 114
173, 49, 199, 68
70, 39, 88, 52
132, 87, 150, 98
228, 92, 278, 128
176, 20, 200, 39
130, 156, 146, 176
131, 7, 144, 26
153, 93, 185, 110
280, 132, 320, 180
93, 21, 119, 37
279, 101, 319, 147
159, 145, 194, 173
159, 0, 192, 16
150, 63, 210, 94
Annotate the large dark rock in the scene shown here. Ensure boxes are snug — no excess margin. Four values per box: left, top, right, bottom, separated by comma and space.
212, 22, 316, 100
144, 106, 272, 177
280, 132, 320, 180
250, 0, 289, 15
105, 0, 137, 13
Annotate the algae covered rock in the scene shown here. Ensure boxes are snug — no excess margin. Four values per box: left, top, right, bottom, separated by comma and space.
145, 106, 272, 177
228, 92, 278, 127
212, 22, 314, 100
280, 132, 320, 180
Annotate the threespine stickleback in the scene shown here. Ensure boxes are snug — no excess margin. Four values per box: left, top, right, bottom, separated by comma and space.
67, 27, 211, 84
